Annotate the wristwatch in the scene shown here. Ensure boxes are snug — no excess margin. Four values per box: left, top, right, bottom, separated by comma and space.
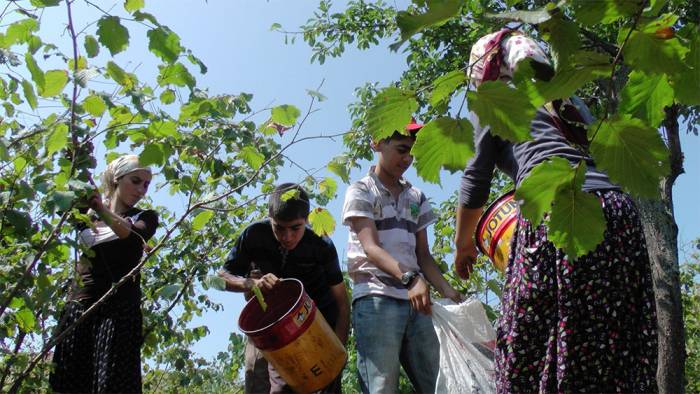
401, 271, 420, 287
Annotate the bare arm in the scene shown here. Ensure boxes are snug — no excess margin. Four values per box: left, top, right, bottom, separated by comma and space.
329, 281, 350, 345
415, 229, 463, 303
454, 205, 483, 280
349, 216, 432, 314
217, 270, 280, 293
88, 193, 133, 239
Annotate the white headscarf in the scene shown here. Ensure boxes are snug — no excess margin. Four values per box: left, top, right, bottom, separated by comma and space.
468, 29, 550, 87
100, 154, 151, 201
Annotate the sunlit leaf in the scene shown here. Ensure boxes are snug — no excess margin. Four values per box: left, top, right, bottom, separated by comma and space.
83, 94, 107, 117
40, 70, 68, 97
46, 123, 69, 155
327, 155, 350, 183
84, 35, 99, 58
412, 117, 474, 184
318, 177, 337, 199
147, 27, 183, 64
391, 0, 465, 50
30, 0, 60, 6
21, 79, 37, 109
148, 120, 178, 138
14, 307, 36, 332
306, 88, 327, 102
139, 143, 165, 166
468, 80, 534, 142
548, 162, 606, 259
192, 209, 214, 231
308, 207, 335, 237
270, 104, 301, 126
619, 71, 673, 128
24, 53, 45, 89
238, 146, 264, 170
589, 116, 670, 198
106, 61, 135, 90
96, 16, 130, 56
430, 70, 465, 107
205, 275, 227, 291
160, 88, 176, 104
366, 87, 418, 141
157, 284, 182, 300
124, 0, 145, 13
670, 26, 700, 105
515, 157, 574, 227
6, 19, 38, 46
571, 0, 642, 25
622, 28, 689, 74
157, 62, 195, 88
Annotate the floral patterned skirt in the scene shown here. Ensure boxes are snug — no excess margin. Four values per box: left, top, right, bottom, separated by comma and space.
495, 190, 658, 393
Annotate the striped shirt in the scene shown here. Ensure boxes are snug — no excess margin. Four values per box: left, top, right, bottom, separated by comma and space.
342, 167, 437, 301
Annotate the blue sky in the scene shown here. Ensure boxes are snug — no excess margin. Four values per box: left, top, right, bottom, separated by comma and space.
42, 0, 700, 361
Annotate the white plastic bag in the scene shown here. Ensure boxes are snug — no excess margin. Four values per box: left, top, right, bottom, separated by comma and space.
432, 298, 497, 394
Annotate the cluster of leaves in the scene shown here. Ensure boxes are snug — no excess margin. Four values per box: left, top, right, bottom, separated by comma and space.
681, 238, 700, 393
0, 0, 343, 391
295, 0, 698, 262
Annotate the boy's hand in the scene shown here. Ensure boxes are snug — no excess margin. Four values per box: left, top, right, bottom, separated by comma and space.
454, 246, 477, 280
440, 285, 465, 304
407, 276, 432, 315
251, 273, 280, 292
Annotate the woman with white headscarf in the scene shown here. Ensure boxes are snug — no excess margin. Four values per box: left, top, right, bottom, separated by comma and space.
50, 154, 158, 393
454, 30, 658, 392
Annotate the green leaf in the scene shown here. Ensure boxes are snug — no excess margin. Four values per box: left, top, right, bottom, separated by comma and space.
147, 27, 183, 64
327, 155, 350, 183
148, 120, 178, 138
83, 94, 107, 117
52, 190, 75, 211
486, 3, 559, 24
205, 275, 227, 291
25, 53, 45, 89
412, 117, 474, 184
670, 26, 700, 105
622, 29, 689, 74
391, 0, 465, 50
540, 15, 580, 70
515, 157, 574, 226
306, 89, 327, 102
238, 146, 264, 170
5, 209, 32, 236
468, 80, 535, 143
619, 71, 673, 128
548, 162, 606, 259
192, 210, 214, 231
6, 19, 38, 45
589, 116, 670, 198
571, 0, 643, 25
430, 70, 466, 107
160, 88, 176, 104
318, 177, 337, 199
84, 35, 99, 58
124, 0, 145, 13
157, 284, 182, 300
30, 0, 60, 6
21, 79, 37, 109
308, 207, 335, 237
14, 307, 36, 332
96, 16, 130, 56
157, 63, 195, 88
40, 70, 68, 97
106, 61, 135, 90
270, 104, 301, 126
46, 124, 69, 155
139, 143, 165, 166
366, 87, 418, 141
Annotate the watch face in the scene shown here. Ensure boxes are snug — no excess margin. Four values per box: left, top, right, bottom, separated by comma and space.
402, 271, 416, 285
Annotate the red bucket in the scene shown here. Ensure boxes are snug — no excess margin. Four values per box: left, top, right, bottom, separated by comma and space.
238, 278, 346, 393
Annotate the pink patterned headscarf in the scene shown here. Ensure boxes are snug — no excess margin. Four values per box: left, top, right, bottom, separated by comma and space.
468, 29, 550, 87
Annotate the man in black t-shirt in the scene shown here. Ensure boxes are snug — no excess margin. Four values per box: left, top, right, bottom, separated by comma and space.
219, 183, 350, 393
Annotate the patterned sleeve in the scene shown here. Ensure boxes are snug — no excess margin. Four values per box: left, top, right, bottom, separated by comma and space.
416, 191, 437, 231
342, 181, 374, 226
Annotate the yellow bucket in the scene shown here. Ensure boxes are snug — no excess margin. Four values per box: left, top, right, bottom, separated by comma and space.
475, 191, 518, 272
238, 278, 346, 393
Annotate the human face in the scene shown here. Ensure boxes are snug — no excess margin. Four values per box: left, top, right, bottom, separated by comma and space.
375, 136, 414, 180
114, 170, 152, 210
270, 217, 307, 251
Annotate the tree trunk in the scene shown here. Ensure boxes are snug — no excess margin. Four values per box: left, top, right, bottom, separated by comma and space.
636, 105, 686, 393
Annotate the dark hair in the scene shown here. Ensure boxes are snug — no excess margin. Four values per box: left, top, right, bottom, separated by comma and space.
268, 183, 310, 221
383, 130, 417, 143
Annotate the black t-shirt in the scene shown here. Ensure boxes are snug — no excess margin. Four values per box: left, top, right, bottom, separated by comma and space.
70, 207, 159, 304
222, 219, 343, 323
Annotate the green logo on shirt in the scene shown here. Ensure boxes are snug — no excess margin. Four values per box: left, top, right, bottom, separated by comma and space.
410, 203, 419, 219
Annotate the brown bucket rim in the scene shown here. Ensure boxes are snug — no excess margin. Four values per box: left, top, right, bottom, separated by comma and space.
475, 190, 516, 257
238, 277, 305, 336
